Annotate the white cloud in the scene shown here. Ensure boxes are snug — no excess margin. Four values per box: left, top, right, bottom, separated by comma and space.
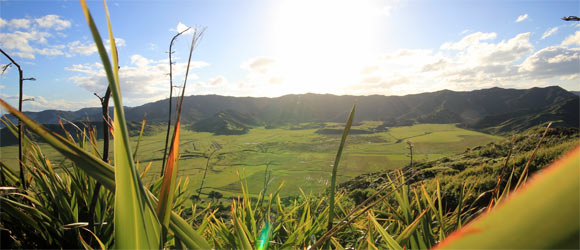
196, 75, 228, 87
27, 96, 98, 111
36, 46, 65, 56
541, 27, 558, 40
234, 30, 575, 97
361, 65, 379, 74
0, 93, 99, 111
0, 15, 72, 59
441, 32, 497, 50
0, 30, 62, 59
67, 40, 96, 56
562, 31, 580, 46
8, 18, 31, 29
346, 32, 548, 95
241, 57, 276, 74
35, 15, 71, 30
238, 57, 284, 90
442, 32, 533, 65
516, 14, 528, 22
171, 22, 194, 35
67, 38, 126, 56
519, 46, 580, 78
65, 54, 209, 106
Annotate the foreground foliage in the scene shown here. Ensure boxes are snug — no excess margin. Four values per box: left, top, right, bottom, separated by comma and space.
1, 105, 578, 249
1, 1, 579, 249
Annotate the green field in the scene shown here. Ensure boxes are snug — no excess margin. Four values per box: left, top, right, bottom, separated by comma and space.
1, 122, 503, 197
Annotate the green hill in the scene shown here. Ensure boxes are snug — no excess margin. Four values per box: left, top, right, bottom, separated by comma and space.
8, 86, 576, 126
339, 126, 579, 208
468, 98, 579, 134
190, 109, 257, 135
3, 86, 578, 147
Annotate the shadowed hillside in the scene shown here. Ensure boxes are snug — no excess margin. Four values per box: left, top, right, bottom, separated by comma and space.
3, 86, 578, 140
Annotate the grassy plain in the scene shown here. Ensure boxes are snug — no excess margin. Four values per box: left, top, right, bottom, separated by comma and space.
1, 122, 503, 197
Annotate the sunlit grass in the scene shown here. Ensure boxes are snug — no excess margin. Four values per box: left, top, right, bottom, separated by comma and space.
0, 1, 578, 249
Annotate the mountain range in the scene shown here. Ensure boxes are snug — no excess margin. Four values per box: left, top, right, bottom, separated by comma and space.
2, 86, 578, 142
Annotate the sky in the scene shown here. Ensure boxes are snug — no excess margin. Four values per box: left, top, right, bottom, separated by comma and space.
0, 0, 579, 111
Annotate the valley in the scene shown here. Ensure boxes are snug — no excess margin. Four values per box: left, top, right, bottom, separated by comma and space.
1, 122, 502, 197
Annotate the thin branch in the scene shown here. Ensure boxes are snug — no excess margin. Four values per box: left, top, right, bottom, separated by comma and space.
1, 63, 12, 74
197, 149, 218, 198
87, 86, 111, 243
0, 48, 27, 189
161, 27, 191, 176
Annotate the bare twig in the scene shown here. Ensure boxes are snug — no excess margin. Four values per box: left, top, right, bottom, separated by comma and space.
1, 63, 13, 74
0, 49, 29, 189
162, 26, 206, 179
161, 27, 191, 176
197, 149, 218, 197
88, 87, 111, 236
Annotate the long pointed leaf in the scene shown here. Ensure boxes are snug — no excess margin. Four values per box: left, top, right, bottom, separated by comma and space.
435, 146, 580, 249
369, 211, 403, 250
395, 208, 428, 243
327, 104, 356, 232
0, 99, 211, 249
157, 120, 181, 227
80, 1, 161, 248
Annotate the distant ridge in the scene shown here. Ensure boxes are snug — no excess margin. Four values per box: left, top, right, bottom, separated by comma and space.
3, 86, 578, 137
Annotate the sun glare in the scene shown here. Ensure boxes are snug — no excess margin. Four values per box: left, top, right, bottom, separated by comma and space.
269, 0, 381, 95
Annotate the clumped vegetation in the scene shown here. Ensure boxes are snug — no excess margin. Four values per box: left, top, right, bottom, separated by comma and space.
1, 122, 577, 248
0, 1, 579, 249
340, 126, 579, 210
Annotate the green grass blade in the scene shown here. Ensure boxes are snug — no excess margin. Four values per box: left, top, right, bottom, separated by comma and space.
435, 178, 445, 241
327, 104, 356, 232
133, 119, 146, 160
435, 146, 580, 249
0, 99, 116, 190
165, 195, 213, 249
80, 1, 161, 248
369, 211, 403, 250
234, 210, 254, 249
0, 100, 211, 249
395, 208, 428, 243
157, 120, 181, 228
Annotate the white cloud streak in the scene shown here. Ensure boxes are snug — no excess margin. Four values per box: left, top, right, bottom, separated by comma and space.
516, 14, 528, 22
67, 38, 126, 56
541, 27, 558, 40
562, 31, 580, 46
196, 75, 228, 87
65, 54, 209, 106
0, 93, 99, 111
341, 30, 577, 95
0, 15, 72, 59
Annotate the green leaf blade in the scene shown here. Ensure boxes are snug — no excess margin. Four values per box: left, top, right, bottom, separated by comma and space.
79, 1, 161, 248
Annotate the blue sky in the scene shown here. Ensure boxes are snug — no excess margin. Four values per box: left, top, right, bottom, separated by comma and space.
1, 0, 579, 111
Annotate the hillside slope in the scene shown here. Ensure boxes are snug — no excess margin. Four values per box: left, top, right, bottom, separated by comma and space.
3, 86, 578, 140
190, 109, 257, 135
339, 126, 579, 208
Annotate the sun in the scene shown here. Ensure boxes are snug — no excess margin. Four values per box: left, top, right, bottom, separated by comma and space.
268, 0, 382, 94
